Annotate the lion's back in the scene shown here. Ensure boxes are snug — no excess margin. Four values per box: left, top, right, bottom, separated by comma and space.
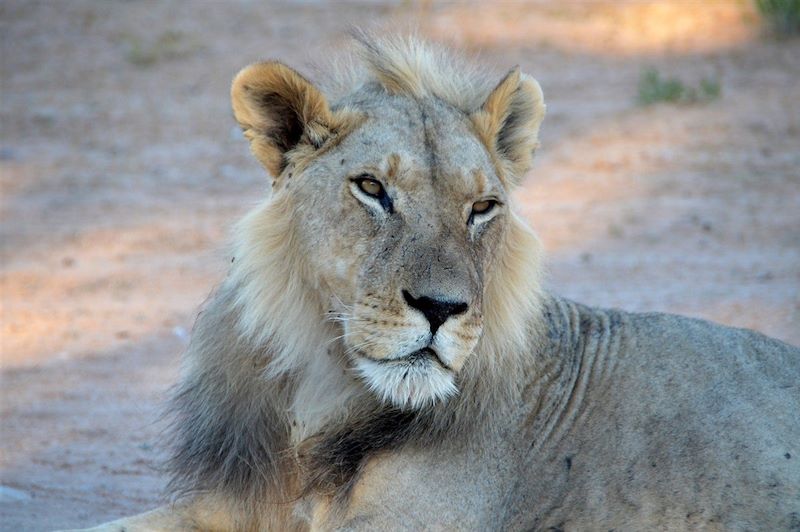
630, 311, 799, 526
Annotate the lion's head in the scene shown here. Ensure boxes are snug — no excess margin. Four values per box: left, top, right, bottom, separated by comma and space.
227, 36, 546, 412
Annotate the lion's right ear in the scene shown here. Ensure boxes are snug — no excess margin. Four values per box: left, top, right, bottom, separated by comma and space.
231, 62, 333, 178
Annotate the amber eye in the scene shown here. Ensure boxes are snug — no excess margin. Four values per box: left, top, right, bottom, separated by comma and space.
468, 199, 500, 225
351, 175, 394, 214
472, 200, 495, 215
355, 176, 384, 197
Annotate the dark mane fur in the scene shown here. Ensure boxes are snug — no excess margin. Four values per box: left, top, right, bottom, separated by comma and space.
164, 283, 463, 507
165, 285, 293, 503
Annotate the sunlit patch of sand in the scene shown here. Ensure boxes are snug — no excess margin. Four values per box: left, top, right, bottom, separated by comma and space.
0, 222, 224, 368
516, 105, 708, 252
423, 1, 759, 56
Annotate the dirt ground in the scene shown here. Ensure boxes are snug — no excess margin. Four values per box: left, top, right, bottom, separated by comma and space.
1, 1, 798, 530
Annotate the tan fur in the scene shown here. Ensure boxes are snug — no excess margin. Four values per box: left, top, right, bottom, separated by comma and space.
471, 68, 546, 184
348, 32, 493, 109
72, 35, 799, 532
232, 61, 363, 182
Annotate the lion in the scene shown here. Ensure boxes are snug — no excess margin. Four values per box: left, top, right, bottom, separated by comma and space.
75, 34, 799, 531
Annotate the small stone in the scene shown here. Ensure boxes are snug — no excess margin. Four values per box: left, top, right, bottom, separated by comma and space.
32, 108, 57, 127
757, 272, 774, 282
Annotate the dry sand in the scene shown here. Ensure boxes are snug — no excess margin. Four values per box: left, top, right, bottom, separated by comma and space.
1, 2, 798, 529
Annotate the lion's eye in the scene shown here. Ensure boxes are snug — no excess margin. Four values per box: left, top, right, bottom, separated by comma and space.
472, 200, 495, 215
355, 176, 384, 197
351, 174, 394, 214
468, 199, 500, 226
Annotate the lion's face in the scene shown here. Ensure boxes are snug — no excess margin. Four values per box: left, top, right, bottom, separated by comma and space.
230, 54, 544, 411
291, 96, 508, 408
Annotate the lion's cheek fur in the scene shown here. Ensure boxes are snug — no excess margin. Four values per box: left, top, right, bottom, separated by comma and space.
229, 194, 331, 376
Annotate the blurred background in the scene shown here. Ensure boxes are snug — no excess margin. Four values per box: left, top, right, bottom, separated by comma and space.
1, 1, 798, 528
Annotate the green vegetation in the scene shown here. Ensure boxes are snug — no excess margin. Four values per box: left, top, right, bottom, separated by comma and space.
124, 30, 198, 67
637, 68, 721, 106
755, 0, 800, 36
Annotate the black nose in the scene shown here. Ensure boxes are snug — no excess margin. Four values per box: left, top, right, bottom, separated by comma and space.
402, 290, 468, 336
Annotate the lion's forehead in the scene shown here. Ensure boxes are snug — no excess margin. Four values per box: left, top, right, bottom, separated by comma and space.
333, 94, 499, 193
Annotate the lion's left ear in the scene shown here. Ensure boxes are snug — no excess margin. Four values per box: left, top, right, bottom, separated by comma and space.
472, 67, 546, 185
231, 61, 333, 179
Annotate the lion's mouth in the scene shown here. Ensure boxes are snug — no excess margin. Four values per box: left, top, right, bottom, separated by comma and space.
404, 348, 452, 371
353, 346, 458, 409
358, 347, 453, 372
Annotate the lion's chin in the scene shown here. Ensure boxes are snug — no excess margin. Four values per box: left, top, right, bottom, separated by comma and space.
354, 354, 458, 410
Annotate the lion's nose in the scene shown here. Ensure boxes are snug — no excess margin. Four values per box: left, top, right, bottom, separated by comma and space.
402, 290, 468, 336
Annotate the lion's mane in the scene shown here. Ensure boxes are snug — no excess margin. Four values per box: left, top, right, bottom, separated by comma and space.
165, 34, 546, 510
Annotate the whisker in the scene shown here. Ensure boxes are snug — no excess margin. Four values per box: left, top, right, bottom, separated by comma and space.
343, 337, 379, 358
325, 331, 359, 347
328, 289, 354, 313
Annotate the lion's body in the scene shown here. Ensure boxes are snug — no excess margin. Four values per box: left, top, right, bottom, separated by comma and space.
76, 35, 800, 531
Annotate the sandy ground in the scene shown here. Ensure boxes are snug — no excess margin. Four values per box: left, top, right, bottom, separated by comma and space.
1, 1, 798, 530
